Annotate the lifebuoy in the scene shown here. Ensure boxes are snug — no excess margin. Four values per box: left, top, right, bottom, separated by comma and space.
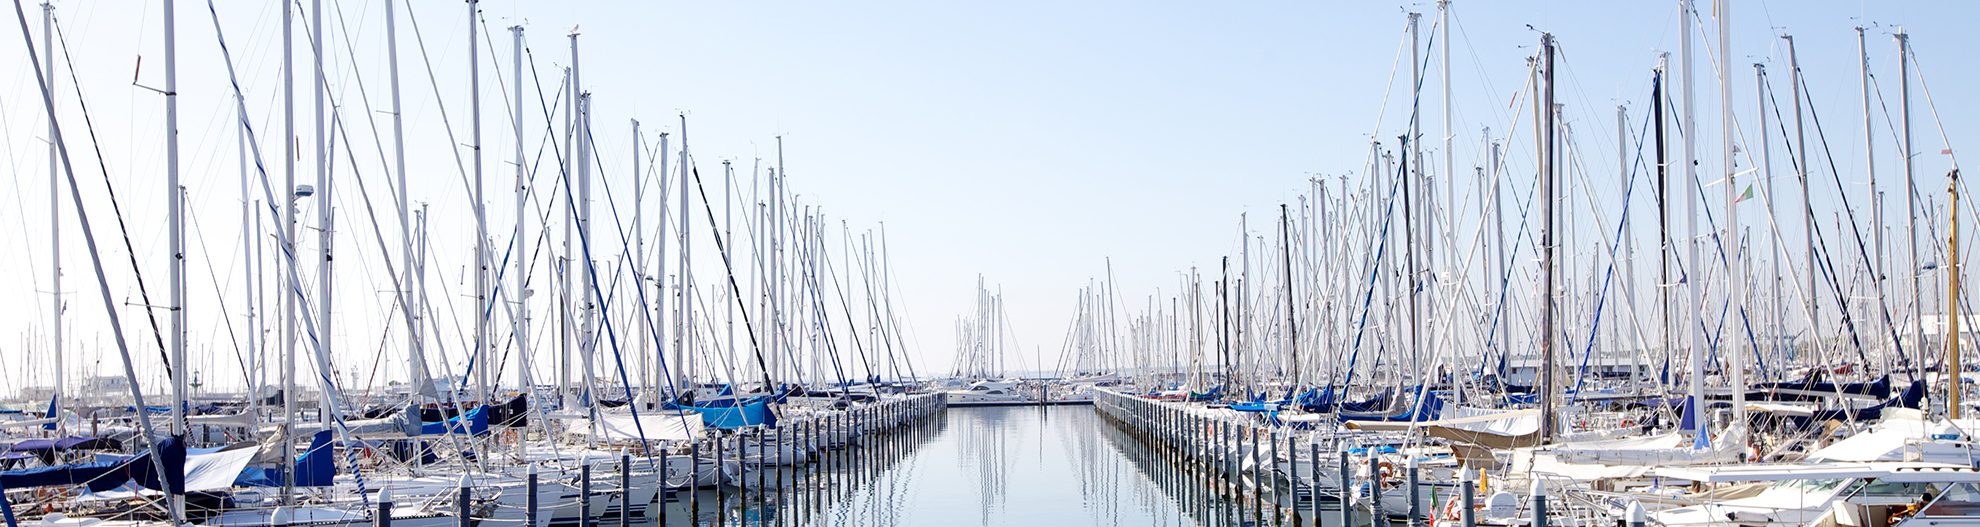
1377, 460, 1395, 482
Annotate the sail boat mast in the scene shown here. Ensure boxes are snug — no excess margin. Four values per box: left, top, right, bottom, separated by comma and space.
1407, 11, 1423, 378
1785, 35, 1815, 359
1759, 62, 1777, 376
1654, 56, 1668, 387
1719, 0, 1746, 430
511, 23, 528, 459
1280, 204, 1298, 391
469, 0, 490, 406
1538, 32, 1557, 444
1899, 30, 1922, 374
161, 0, 190, 519
165, 0, 188, 438
1950, 168, 1963, 419
1680, 0, 1708, 449
279, 0, 298, 500
385, 0, 423, 406
312, 0, 337, 427
42, 1, 60, 431
1859, 27, 1891, 373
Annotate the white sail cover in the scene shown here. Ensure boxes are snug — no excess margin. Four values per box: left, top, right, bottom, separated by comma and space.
78, 444, 260, 500
1441, 406, 1541, 435
1809, 411, 1973, 464
1550, 429, 1743, 465
185, 444, 261, 491
340, 411, 422, 439
580, 410, 705, 443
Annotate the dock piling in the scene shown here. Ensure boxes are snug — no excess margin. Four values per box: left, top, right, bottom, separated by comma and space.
375, 488, 392, 527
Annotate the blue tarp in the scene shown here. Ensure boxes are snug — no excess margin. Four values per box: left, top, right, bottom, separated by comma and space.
1187, 386, 1223, 402
0, 460, 123, 491
9, 436, 120, 452
236, 430, 334, 488
420, 405, 490, 436
1337, 392, 1444, 423
688, 398, 776, 429
0, 435, 185, 493
1229, 400, 1289, 413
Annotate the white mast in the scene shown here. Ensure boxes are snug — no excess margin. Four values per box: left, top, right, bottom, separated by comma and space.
1859, 26, 1889, 370
1719, 0, 1746, 430
43, 2, 62, 428
386, 0, 422, 398
312, 0, 336, 426
572, 31, 595, 411
1538, 32, 1557, 444
772, 139, 786, 386
724, 159, 735, 391
239, 87, 254, 425
511, 23, 528, 457
469, 0, 489, 405
1621, 103, 1633, 376
678, 114, 692, 390
279, 0, 299, 500
1407, 10, 1423, 377
559, 66, 573, 409
161, 0, 189, 519
654, 131, 670, 401
164, 0, 188, 433
1680, 0, 1709, 448
632, 119, 644, 394
1785, 35, 1815, 355
1899, 29, 1921, 373
1758, 62, 1775, 375
1439, 0, 1454, 377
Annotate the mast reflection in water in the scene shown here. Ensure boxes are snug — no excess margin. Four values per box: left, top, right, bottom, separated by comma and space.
656, 406, 1357, 527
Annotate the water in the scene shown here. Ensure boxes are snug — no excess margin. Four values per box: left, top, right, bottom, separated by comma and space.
648, 406, 1381, 527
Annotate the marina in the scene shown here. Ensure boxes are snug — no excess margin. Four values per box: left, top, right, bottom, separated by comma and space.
1, 1, 1980, 526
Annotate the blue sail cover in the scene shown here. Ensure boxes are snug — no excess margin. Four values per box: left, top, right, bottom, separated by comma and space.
1187, 386, 1223, 402
236, 430, 335, 488
0, 436, 186, 493
1336, 391, 1445, 423
692, 398, 776, 429
1229, 400, 1289, 413
0, 461, 123, 491
420, 405, 490, 436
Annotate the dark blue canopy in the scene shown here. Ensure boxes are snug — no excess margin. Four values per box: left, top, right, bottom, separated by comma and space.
0, 435, 184, 493
236, 430, 334, 488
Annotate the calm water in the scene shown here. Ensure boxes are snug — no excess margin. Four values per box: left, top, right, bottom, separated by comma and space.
651, 405, 1367, 527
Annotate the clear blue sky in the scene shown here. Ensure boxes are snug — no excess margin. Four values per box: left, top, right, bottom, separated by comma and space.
0, 1, 1970, 392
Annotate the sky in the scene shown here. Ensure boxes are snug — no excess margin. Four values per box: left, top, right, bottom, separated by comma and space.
0, 0, 1972, 396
